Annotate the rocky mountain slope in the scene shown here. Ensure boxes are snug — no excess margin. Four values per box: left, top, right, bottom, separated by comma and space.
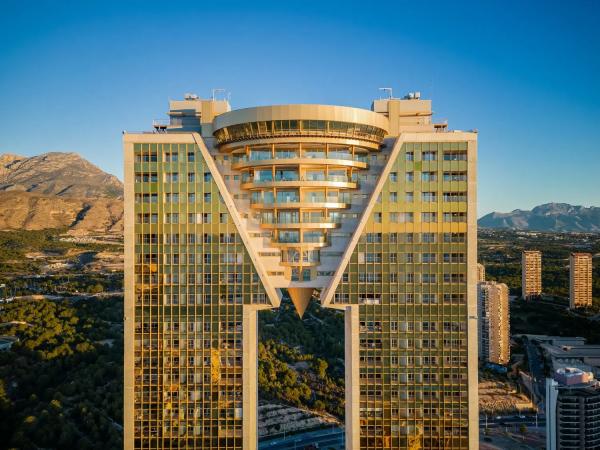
479, 203, 600, 232
0, 152, 123, 234
0, 152, 122, 198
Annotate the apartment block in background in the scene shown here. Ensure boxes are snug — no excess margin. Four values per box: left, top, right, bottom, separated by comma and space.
522, 250, 542, 299
477, 281, 510, 365
477, 263, 485, 283
569, 252, 593, 309
124, 91, 478, 449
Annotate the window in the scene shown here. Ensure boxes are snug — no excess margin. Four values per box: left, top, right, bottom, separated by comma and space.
202, 213, 211, 224
390, 273, 398, 282
135, 172, 157, 183
165, 172, 179, 183
423, 293, 438, 304
444, 273, 466, 283
422, 273, 437, 283
373, 212, 382, 223
165, 213, 179, 224
405, 192, 414, 203
188, 193, 195, 203
422, 192, 437, 202
204, 193, 211, 203
422, 172, 437, 182
164, 152, 178, 162
422, 151, 437, 161
390, 172, 398, 182
365, 253, 382, 263
390, 233, 398, 243
188, 172, 196, 182
203, 233, 212, 243
422, 212, 437, 223
366, 233, 382, 243
390, 253, 397, 263
443, 212, 466, 223
389, 192, 398, 202
443, 151, 467, 161
405, 172, 414, 182
443, 192, 467, 202
406, 253, 414, 263
204, 172, 212, 182
187, 152, 195, 162
165, 193, 179, 203
405, 152, 414, 161
220, 213, 229, 224
443, 233, 465, 243
444, 253, 465, 263
204, 254, 212, 264
422, 233, 436, 243
398, 212, 414, 223
422, 253, 436, 263
443, 171, 467, 182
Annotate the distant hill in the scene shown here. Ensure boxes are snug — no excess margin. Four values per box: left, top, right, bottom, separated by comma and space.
0, 152, 123, 234
479, 203, 600, 232
0, 152, 122, 198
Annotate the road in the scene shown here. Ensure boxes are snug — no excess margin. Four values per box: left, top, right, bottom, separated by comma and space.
480, 414, 545, 429
259, 427, 344, 450
523, 338, 546, 408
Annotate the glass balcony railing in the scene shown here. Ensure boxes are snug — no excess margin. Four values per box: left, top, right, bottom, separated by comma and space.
232, 152, 369, 164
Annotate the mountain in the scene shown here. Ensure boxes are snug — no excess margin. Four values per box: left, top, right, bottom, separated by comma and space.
0, 152, 123, 234
479, 203, 600, 232
0, 152, 122, 198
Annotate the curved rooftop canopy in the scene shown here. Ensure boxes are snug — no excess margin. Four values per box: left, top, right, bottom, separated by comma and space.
213, 104, 389, 145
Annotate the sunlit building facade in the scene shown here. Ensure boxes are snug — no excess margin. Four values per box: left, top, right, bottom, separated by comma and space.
477, 281, 510, 365
124, 92, 478, 449
522, 250, 542, 299
569, 252, 593, 309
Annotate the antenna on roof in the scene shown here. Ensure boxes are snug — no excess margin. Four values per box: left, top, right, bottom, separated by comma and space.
212, 88, 226, 101
379, 87, 393, 99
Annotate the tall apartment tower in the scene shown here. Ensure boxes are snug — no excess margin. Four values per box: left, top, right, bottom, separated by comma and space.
477, 281, 510, 365
522, 250, 542, 299
477, 263, 485, 282
124, 92, 478, 449
569, 253, 593, 309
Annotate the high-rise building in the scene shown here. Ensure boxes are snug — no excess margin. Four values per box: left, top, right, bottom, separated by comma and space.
522, 250, 542, 299
124, 92, 478, 449
477, 263, 485, 282
546, 368, 600, 450
477, 281, 510, 365
570, 253, 593, 309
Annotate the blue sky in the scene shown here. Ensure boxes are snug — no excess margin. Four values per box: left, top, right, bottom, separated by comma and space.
0, 0, 598, 216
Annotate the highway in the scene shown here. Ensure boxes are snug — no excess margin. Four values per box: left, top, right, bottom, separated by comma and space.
259, 427, 344, 450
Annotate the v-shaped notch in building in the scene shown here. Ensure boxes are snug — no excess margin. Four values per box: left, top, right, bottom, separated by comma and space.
196, 122, 401, 316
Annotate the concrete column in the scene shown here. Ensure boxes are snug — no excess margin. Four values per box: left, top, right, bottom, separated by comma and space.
243, 306, 258, 450
345, 305, 360, 450
123, 139, 135, 450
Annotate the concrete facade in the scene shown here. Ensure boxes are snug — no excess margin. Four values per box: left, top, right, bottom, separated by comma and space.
124, 92, 478, 449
